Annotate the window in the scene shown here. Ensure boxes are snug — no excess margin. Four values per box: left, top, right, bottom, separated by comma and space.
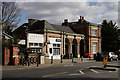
39, 43, 42, 47
57, 44, 60, 47
53, 48, 60, 55
53, 44, 61, 55
34, 43, 38, 46
53, 44, 56, 47
93, 42, 97, 53
29, 43, 33, 47
92, 29, 97, 36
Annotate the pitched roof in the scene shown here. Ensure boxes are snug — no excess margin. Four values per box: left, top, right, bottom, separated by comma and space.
44, 20, 76, 33
29, 20, 76, 34
2, 32, 13, 40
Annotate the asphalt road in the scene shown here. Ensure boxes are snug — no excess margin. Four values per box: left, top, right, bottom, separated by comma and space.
2, 60, 120, 80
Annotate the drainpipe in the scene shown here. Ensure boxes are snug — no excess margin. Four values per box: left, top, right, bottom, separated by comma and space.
63, 31, 64, 55
46, 29, 47, 54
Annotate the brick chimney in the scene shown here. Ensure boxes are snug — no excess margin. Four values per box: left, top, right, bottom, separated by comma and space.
81, 16, 84, 23
62, 19, 69, 26
78, 16, 84, 23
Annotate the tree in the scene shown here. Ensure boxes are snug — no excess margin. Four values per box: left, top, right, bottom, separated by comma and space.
1, 2, 21, 35
101, 20, 120, 52
1, 2, 21, 48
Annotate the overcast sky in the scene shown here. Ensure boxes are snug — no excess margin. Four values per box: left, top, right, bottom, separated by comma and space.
14, 2, 118, 27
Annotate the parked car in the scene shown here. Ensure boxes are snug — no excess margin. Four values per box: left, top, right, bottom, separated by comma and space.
96, 52, 118, 61
107, 52, 118, 61
114, 52, 120, 60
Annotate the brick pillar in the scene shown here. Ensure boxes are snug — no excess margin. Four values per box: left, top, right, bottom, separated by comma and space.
77, 44, 80, 58
61, 32, 65, 55
44, 30, 48, 56
4, 48, 10, 65
69, 43, 72, 54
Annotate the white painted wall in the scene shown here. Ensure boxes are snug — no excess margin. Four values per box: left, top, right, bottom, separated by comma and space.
28, 33, 44, 43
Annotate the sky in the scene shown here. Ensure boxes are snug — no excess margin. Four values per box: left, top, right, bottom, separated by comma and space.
1, 0, 119, 28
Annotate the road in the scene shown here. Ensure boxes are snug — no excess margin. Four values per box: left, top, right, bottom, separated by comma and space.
2, 60, 120, 80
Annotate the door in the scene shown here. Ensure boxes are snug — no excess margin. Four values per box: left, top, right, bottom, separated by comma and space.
53, 48, 61, 59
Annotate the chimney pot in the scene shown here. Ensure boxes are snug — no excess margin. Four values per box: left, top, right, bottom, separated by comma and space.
82, 16, 84, 20
80, 16, 82, 19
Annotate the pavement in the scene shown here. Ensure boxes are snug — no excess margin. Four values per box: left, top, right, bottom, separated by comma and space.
2, 58, 95, 70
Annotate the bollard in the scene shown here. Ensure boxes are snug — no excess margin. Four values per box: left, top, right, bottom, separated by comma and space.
28, 58, 30, 66
81, 56, 83, 61
51, 56, 53, 64
61, 55, 62, 63
72, 54, 73, 62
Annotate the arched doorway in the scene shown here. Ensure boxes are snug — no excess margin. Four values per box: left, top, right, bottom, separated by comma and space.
72, 39, 77, 58
65, 38, 70, 54
80, 39, 84, 57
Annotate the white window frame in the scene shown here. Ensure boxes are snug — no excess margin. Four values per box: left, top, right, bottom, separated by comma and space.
92, 29, 97, 36
92, 42, 97, 53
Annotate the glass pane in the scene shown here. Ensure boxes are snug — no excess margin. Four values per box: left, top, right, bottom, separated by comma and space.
34, 43, 38, 46
29, 43, 33, 46
39, 43, 42, 47
53, 44, 56, 47
57, 44, 60, 47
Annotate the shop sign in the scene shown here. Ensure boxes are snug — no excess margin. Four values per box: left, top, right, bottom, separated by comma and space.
56, 39, 61, 42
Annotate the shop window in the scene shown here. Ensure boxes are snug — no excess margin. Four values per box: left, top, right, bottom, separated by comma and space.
39, 43, 42, 47
53, 44, 56, 47
57, 44, 60, 47
53, 48, 60, 55
92, 29, 97, 36
93, 42, 97, 53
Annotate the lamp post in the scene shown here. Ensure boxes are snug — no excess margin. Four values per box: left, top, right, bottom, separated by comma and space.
61, 54, 62, 63
25, 25, 29, 66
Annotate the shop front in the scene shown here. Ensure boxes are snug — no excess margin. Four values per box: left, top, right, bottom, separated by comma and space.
48, 38, 61, 59
28, 33, 44, 54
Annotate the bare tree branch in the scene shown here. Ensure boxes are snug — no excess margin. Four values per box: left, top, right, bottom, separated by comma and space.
1, 2, 21, 34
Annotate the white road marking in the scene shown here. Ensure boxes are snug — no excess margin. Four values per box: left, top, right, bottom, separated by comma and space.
42, 72, 68, 77
69, 73, 81, 75
78, 70, 84, 74
90, 69, 98, 73
64, 64, 73, 66
18, 68, 24, 70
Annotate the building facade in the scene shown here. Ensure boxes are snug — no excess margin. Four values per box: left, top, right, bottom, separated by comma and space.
62, 16, 101, 57
14, 16, 101, 59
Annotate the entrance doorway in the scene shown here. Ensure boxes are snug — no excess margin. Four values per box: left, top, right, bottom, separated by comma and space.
65, 38, 70, 53
80, 39, 84, 57
72, 39, 77, 58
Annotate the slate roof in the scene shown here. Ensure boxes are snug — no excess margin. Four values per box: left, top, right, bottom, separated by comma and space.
29, 20, 76, 34
44, 20, 76, 34
69, 20, 100, 27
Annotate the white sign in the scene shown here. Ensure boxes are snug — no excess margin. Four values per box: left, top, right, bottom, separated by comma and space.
28, 33, 44, 43
49, 38, 61, 44
18, 40, 25, 45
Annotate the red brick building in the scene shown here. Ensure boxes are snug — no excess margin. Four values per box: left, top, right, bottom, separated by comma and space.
62, 16, 101, 57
